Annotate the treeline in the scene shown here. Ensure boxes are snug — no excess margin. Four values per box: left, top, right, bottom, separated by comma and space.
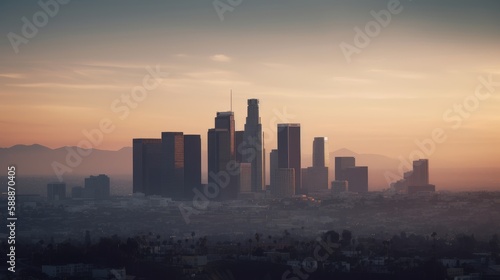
1, 230, 498, 279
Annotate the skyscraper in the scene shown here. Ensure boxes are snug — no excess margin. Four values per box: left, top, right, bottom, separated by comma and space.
208, 112, 238, 200
84, 174, 110, 199
345, 167, 368, 193
243, 99, 265, 192
134, 133, 201, 199
215, 111, 235, 159
278, 123, 301, 194
390, 159, 435, 194
410, 159, 429, 186
235, 130, 244, 163
269, 149, 279, 193
273, 168, 295, 197
335, 157, 355, 181
304, 137, 329, 192
313, 137, 329, 168
238, 163, 252, 193
162, 132, 185, 199
184, 134, 202, 196
133, 138, 162, 195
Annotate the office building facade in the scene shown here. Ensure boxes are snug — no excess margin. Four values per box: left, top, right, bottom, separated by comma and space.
242, 99, 265, 192
133, 138, 163, 195
133, 134, 201, 199
161, 132, 185, 199
278, 124, 301, 194
273, 168, 295, 197
84, 174, 110, 199
184, 134, 202, 195
335, 157, 355, 181
303, 137, 329, 192
345, 167, 368, 193
208, 112, 238, 200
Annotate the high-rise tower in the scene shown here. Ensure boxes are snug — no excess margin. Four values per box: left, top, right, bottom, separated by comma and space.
133, 138, 162, 195
303, 137, 329, 192
133, 133, 201, 199
410, 159, 429, 186
208, 111, 238, 200
184, 134, 202, 196
242, 99, 264, 192
277, 123, 301, 194
335, 157, 355, 181
161, 132, 185, 199
313, 137, 329, 168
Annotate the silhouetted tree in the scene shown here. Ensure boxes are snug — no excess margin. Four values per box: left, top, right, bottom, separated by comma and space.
323, 230, 340, 244
341, 229, 352, 248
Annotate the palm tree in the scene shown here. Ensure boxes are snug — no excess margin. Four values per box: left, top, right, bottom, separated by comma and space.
248, 239, 253, 254
431, 232, 437, 259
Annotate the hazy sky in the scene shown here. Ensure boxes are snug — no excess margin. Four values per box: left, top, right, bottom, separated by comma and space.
1, 0, 500, 170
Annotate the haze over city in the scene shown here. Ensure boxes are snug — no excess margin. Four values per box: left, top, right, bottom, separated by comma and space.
2, 1, 500, 279
1, 1, 500, 191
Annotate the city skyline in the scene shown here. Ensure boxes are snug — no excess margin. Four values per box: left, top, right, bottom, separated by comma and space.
1, 94, 498, 192
1, 0, 499, 190
2, 1, 500, 279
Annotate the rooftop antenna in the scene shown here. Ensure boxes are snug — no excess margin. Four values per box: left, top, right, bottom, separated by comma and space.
230, 89, 233, 112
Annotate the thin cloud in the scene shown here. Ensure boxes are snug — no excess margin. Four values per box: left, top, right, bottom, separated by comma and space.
6, 83, 127, 90
369, 69, 427, 80
167, 70, 251, 86
261, 62, 293, 69
210, 54, 231, 62
329, 76, 373, 84
0, 73, 25, 79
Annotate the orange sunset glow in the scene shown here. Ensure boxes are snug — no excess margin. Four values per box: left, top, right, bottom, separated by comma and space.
1, 0, 499, 191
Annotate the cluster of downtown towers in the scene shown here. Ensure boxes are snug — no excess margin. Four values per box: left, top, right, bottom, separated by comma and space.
133, 99, 368, 201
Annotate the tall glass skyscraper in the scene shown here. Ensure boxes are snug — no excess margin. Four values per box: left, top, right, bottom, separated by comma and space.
313, 137, 329, 168
278, 123, 301, 194
304, 137, 329, 192
133, 133, 201, 200
208, 111, 238, 200
335, 157, 355, 181
410, 159, 429, 186
184, 134, 202, 195
243, 99, 264, 192
133, 138, 162, 195
161, 132, 185, 199
215, 111, 235, 159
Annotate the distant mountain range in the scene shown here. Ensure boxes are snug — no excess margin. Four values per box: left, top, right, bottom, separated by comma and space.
0, 144, 132, 176
2, 144, 497, 191
0, 144, 400, 189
